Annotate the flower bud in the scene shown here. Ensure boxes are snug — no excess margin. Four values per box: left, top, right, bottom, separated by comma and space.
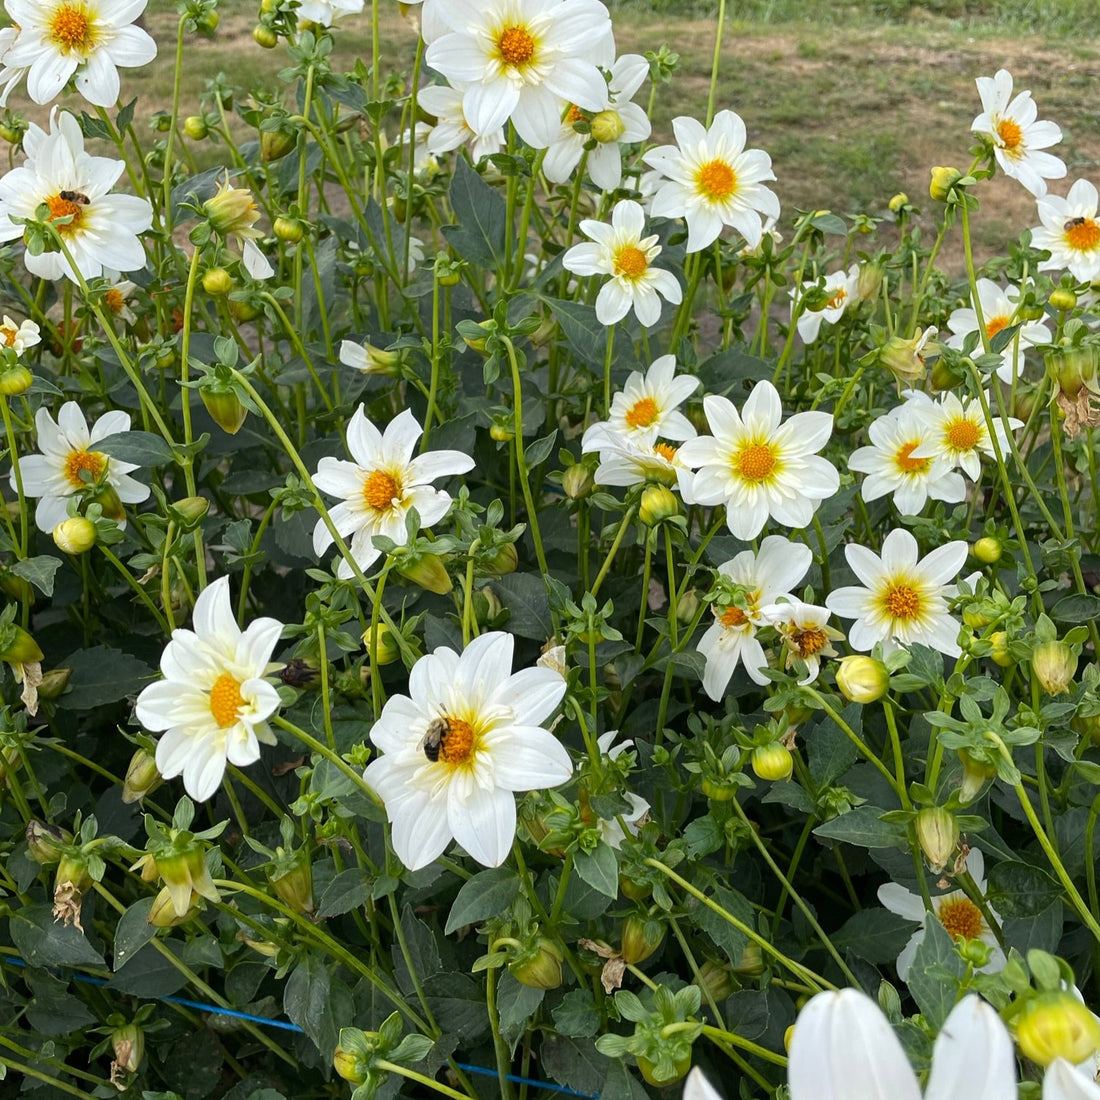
170, 495, 210, 530
481, 542, 518, 577
110, 1022, 144, 1084
270, 852, 314, 915
473, 585, 504, 626
53, 854, 92, 927
694, 958, 735, 1002
122, 748, 164, 805
0, 624, 43, 664
888, 192, 909, 213
53, 516, 97, 555
253, 24, 278, 46
957, 747, 998, 805
561, 464, 594, 500
200, 386, 248, 434
881, 326, 937, 384
273, 216, 304, 243
227, 297, 262, 323
591, 109, 626, 144
1050, 288, 1078, 312
1032, 640, 1076, 695
333, 1043, 368, 1085
261, 127, 297, 162
183, 115, 208, 140
25, 820, 70, 864
857, 262, 884, 302
732, 943, 765, 978
972, 536, 1002, 564
363, 623, 402, 666
148, 885, 201, 927
1046, 345, 1098, 399
914, 806, 959, 873
751, 743, 793, 782
509, 937, 564, 989
0, 365, 32, 396
489, 422, 515, 443
929, 166, 963, 202
639, 484, 680, 527
201, 267, 234, 296
203, 177, 261, 239
836, 655, 889, 703
1015, 992, 1100, 1067
396, 553, 452, 594
676, 588, 700, 625
620, 913, 664, 964
989, 630, 1012, 667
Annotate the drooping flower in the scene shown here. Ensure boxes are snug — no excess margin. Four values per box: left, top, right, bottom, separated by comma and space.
311, 406, 475, 578
417, 82, 505, 163
202, 174, 273, 280
135, 577, 284, 803
696, 535, 812, 699
906, 390, 1022, 481
759, 597, 843, 685
1033, 180, 1100, 284
877, 848, 1005, 980
363, 631, 572, 870
423, 0, 614, 149
0, 108, 152, 282
16, 400, 150, 533
847, 401, 966, 515
296, 0, 365, 25
677, 380, 839, 540
0, 0, 158, 108
582, 354, 697, 452
592, 437, 696, 500
945, 277, 1052, 382
788, 988, 1016, 1100
791, 265, 859, 344
0, 314, 40, 354
971, 69, 1065, 198
825, 528, 967, 657
643, 110, 780, 253
544, 53, 651, 191
594, 731, 649, 849
562, 199, 683, 326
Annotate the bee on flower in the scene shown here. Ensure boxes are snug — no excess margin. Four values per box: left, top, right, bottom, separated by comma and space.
562, 200, 683, 327
1032, 179, 1100, 284
790, 265, 859, 344
971, 69, 1065, 198
759, 598, 844, 685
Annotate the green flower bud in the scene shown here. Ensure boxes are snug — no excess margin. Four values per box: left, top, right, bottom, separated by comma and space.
751, 743, 793, 782
183, 115, 208, 140
639, 484, 680, 527
694, 958, 735, 1001
148, 884, 202, 927
273, 215, 304, 243
914, 806, 959, 873
0, 623, 43, 664
1015, 992, 1100, 1067
1046, 345, 1099, 399
929, 165, 963, 202
25, 820, 71, 864
591, 109, 626, 144
972, 536, 1002, 564
363, 623, 402, 666
270, 851, 314, 915
880, 326, 936, 384
122, 748, 164, 805
0, 364, 32, 396
261, 127, 297, 163
396, 553, 452, 595
1032, 640, 1076, 695
620, 913, 664, 964
53, 516, 97, 555
200, 385, 248, 435
888, 192, 909, 213
201, 267, 234, 296
481, 542, 518, 577
170, 496, 210, 530
957, 747, 997, 805
989, 630, 1012, 667
836, 655, 888, 703
508, 937, 564, 990
1049, 288, 1078, 312
732, 943, 764, 978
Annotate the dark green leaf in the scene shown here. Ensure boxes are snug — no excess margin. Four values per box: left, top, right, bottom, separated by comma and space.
573, 843, 619, 898
906, 918, 966, 1029
552, 989, 600, 1038
541, 1035, 606, 1095
687, 885, 753, 963
487, 574, 551, 640
10, 904, 105, 969
445, 867, 520, 934
496, 970, 544, 1051
808, 704, 861, 786
442, 158, 505, 267
813, 806, 907, 849
832, 908, 916, 964
57, 646, 154, 710
97, 430, 175, 468
392, 906, 441, 997
524, 430, 558, 468
25, 969, 95, 1035
545, 298, 607, 369
113, 898, 157, 969
109, 940, 189, 997
986, 860, 1062, 918
10, 555, 62, 597
316, 869, 371, 920
1050, 594, 1100, 623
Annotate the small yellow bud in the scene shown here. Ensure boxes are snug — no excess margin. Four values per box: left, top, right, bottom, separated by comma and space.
273, 216, 304, 243
201, 267, 234, 296
989, 630, 1012, 667
1032, 640, 1076, 695
396, 553, 452, 595
183, 116, 208, 140
929, 166, 963, 202
253, 24, 279, 48
0, 365, 32, 396
914, 806, 959, 873
148, 885, 201, 927
751, 743, 793, 782
1049, 288, 1077, 312
888, 192, 909, 213
836, 655, 889, 703
122, 748, 163, 805
972, 537, 1002, 564
881, 326, 937, 384
591, 109, 626, 144
638, 484, 679, 526
1015, 992, 1100, 1067
362, 623, 402, 666
53, 516, 97, 555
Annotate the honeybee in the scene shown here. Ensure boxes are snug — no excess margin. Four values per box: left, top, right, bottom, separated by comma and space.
421, 717, 452, 762
1064, 216, 1087, 231
59, 189, 90, 205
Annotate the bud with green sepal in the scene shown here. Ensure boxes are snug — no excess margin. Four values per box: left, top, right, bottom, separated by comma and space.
594, 985, 703, 1087
135, 796, 226, 918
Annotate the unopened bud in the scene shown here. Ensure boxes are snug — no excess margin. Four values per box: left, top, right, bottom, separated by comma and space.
836, 655, 888, 703
509, 937, 564, 989
881, 326, 937, 384
110, 1022, 144, 1082
148, 885, 201, 927
270, 853, 314, 915
170, 495, 210, 530
694, 958, 736, 1002
481, 542, 518, 577
972, 536, 1002, 564
1049, 288, 1078, 313
857, 262, 884, 302
0, 365, 32, 396
1015, 992, 1100, 1067
561, 464, 594, 500
751, 743, 793, 782
201, 267, 234, 296
620, 913, 664, 964
122, 748, 163, 804
261, 127, 296, 162
732, 943, 765, 978
914, 806, 959, 873
957, 747, 998, 805
929, 166, 963, 203
37, 666, 71, 700
183, 115, 208, 140
1046, 345, 1098, 399
888, 192, 909, 213
0, 624, 43, 664
200, 386, 247, 434
26, 820, 70, 864
396, 552, 452, 595
1032, 640, 1076, 695
990, 630, 1012, 667
639, 484, 680, 526
53, 516, 97, 555
362, 623, 402, 666
591, 109, 626, 144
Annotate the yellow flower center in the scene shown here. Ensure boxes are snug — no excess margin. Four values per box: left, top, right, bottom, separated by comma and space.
0, 325, 16, 348
883, 582, 921, 620
1065, 219, 1100, 252
63, 449, 106, 489
47, 194, 86, 234
938, 896, 984, 941
50, 4, 94, 52
985, 314, 1009, 340
736, 442, 776, 482
996, 118, 1023, 151
720, 606, 748, 627
105, 288, 125, 314
437, 717, 475, 765
825, 287, 848, 310
654, 442, 678, 462
363, 470, 401, 512
791, 626, 828, 658
613, 244, 648, 281
625, 396, 659, 429
209, 671, 245, 729
696, 158, 737, 202
565, 104, 585, 125
946, 418, 981, 451
497, 25, 535, 67
895, 441, 929, 473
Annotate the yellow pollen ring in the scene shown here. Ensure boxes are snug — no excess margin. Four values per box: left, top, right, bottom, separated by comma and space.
985, 315, 1009, 340
50, 4, 94, 52
792, 626, 828, 657
945, 419, 981, 451
996, 117, 1023, 152
895, 441, 929, 473
47, 195, 86, 233
105, 288, 125, 314
720, 606, 748, 628
497, 24, 535, 66
736, 442, 776, 482
210, 672, 245, 728
625, 396, 659, 429
653, 442, 678, 462
1066, 219, 1100, 252
938, 896, 984, 941
438, 718, 476, 765
63, 448, 107, 489
883, 582, 921, 620
613, 244, 649, 281
696, 158, 738, 202
825, 288, 848, 310
0, 325, 15, 348
363, 469, 401, 512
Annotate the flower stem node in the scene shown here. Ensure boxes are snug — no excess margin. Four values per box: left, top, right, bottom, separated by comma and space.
639, 484, 680, 526
1014, 992, 1100, 1067
53, 516, 97, 555
972, 536, 1002, 564
929, 166, 964, 202
751, 743, 793, 782
835, 655, 889, 704
508, 937, 564, 989
914, 806, 959, 873
1031, 640, 1076, 695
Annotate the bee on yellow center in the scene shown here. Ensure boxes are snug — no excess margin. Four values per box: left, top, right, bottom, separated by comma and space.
1065, 218, 1100, 252
47, 194, 87, 234
422, 716, 476, 765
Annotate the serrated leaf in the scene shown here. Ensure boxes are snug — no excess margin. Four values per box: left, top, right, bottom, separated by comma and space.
906, 918, 966, 1029
573, 843, 619, 898
10, 904, 105, 969
57, 646, 154, 710
442, 158, 505, 267
832, 908, 916, 964
445, 867, 520, 934
97, 430, 175, 468
487, 573, 551, 640
496, 970, 544, 1051
986, 860, 1062, 918
10, 555, 62, 597
113, 898, 157, 969
687, 885, 753, 963
544, 297, 607, 369
1050, 593, 1100, 623
315, 869, 371, 920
